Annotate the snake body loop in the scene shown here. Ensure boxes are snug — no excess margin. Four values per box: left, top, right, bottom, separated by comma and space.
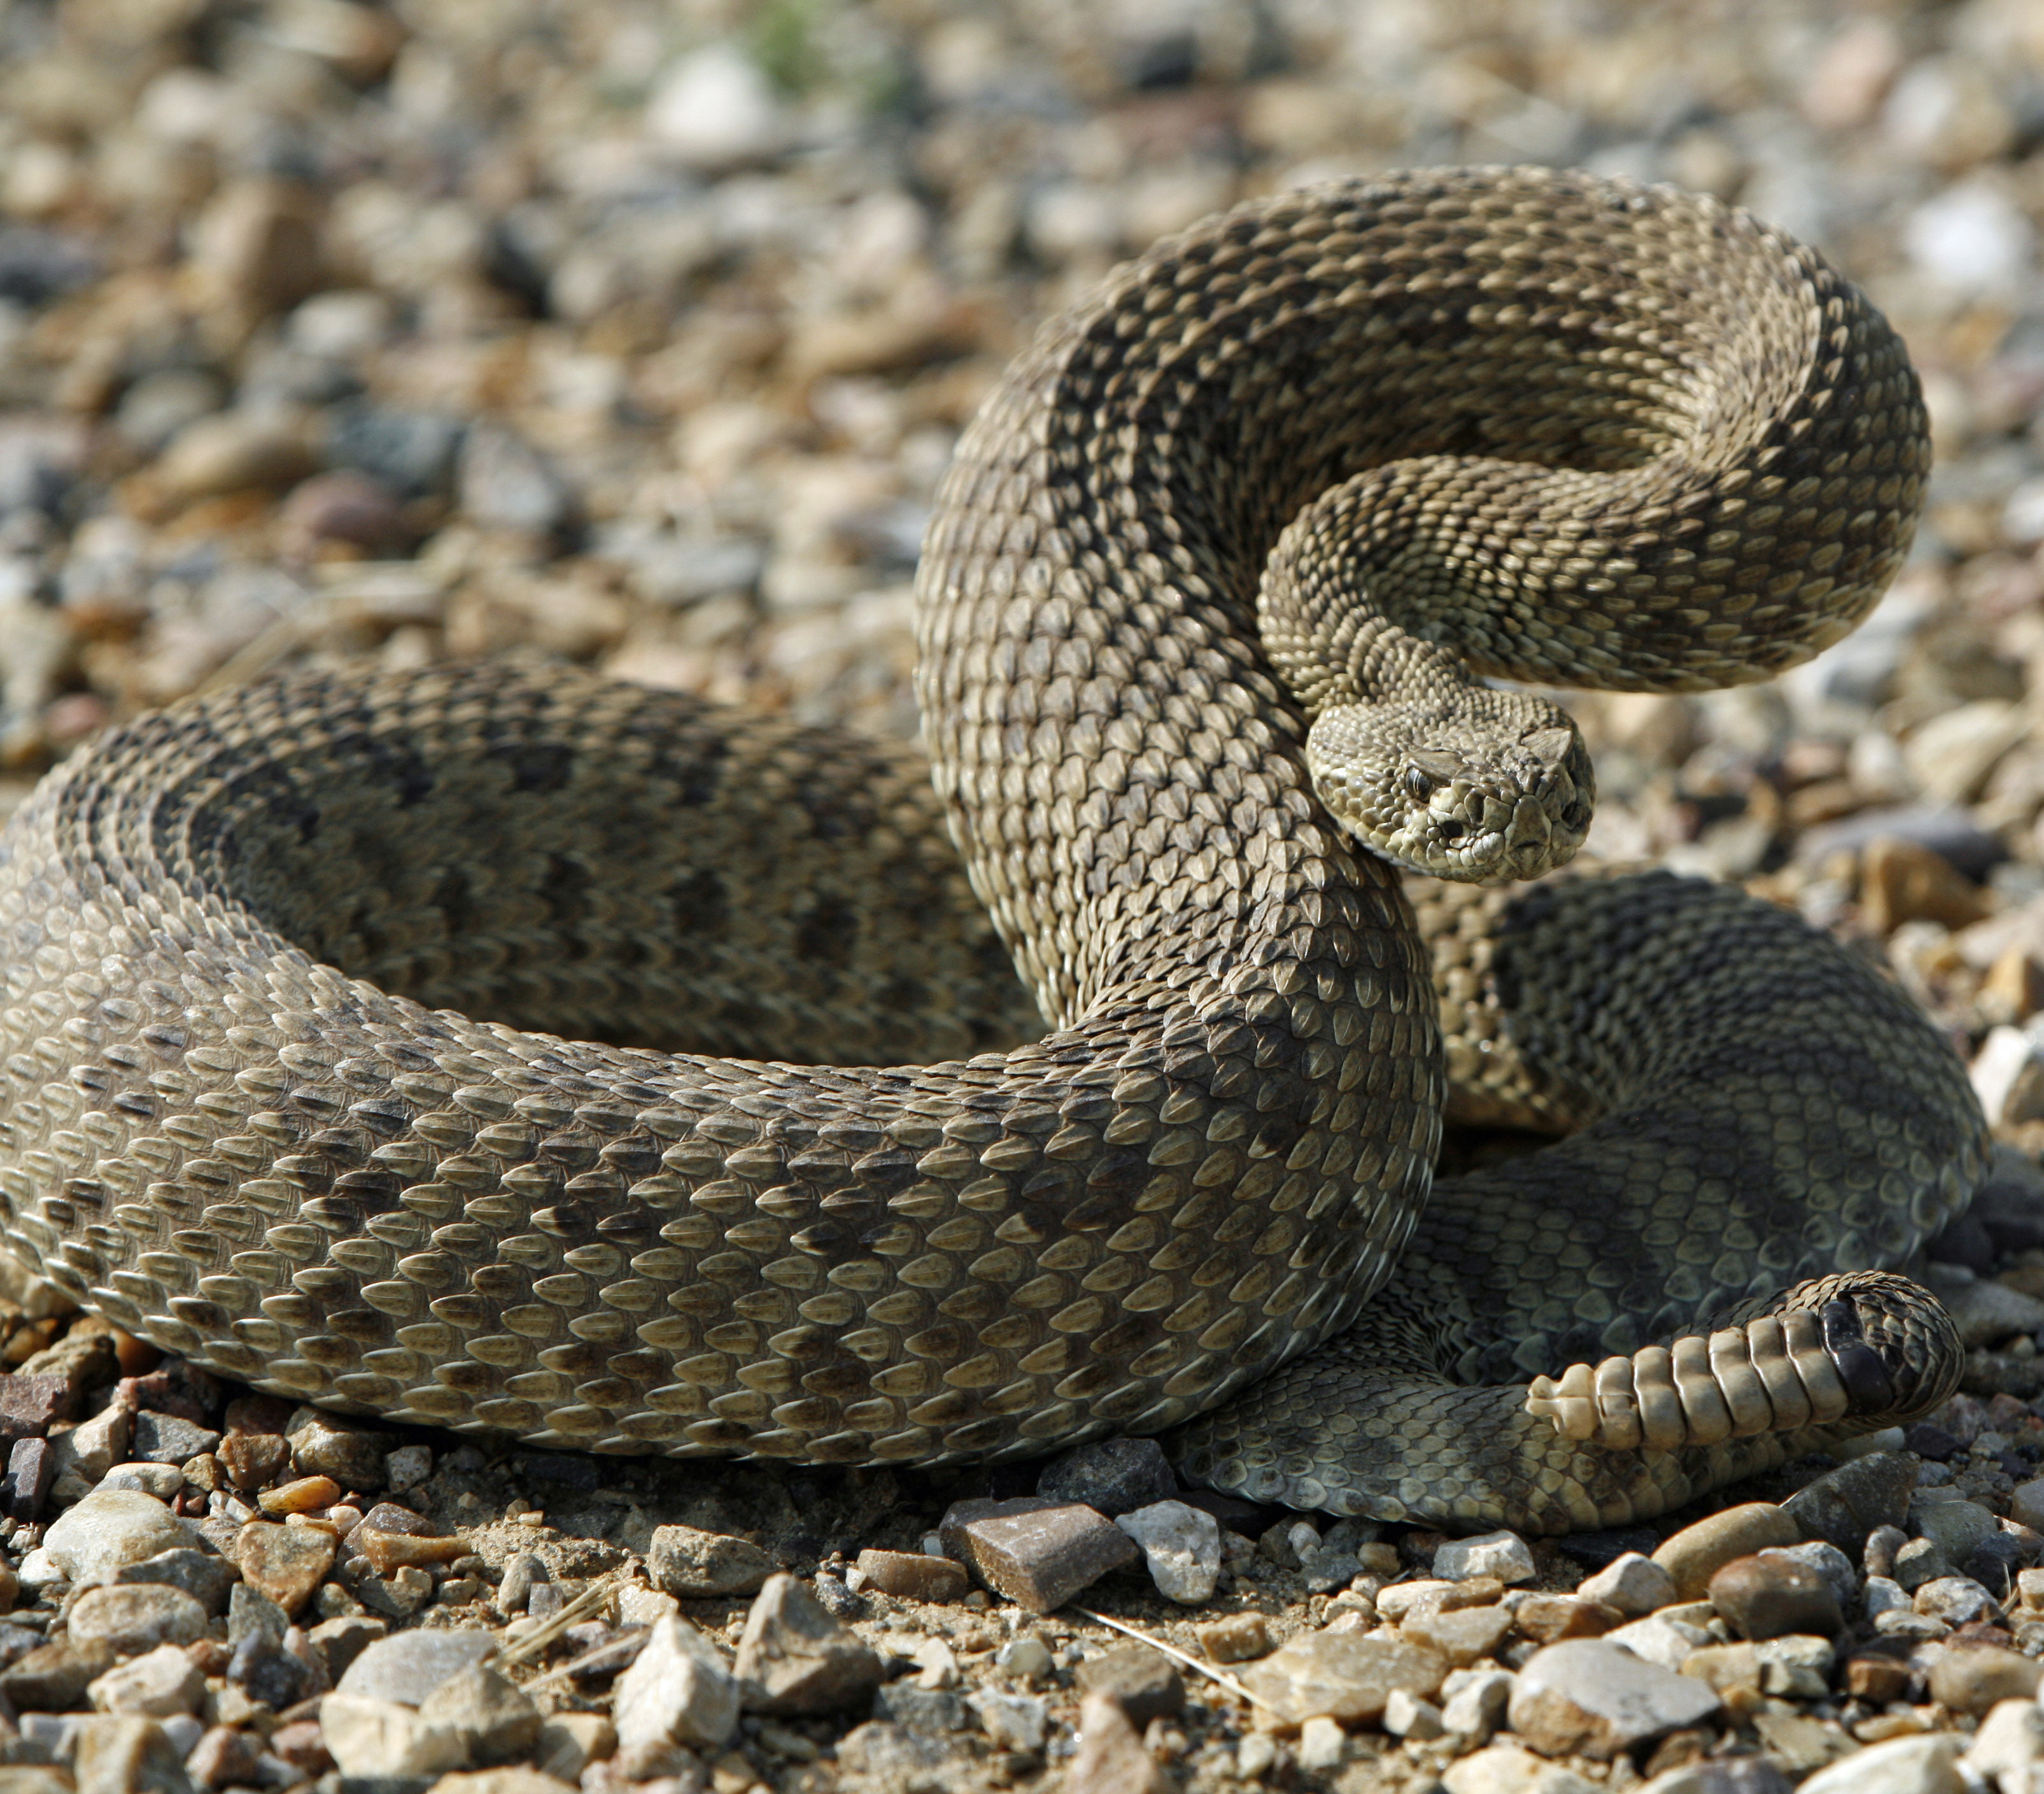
0, 167, 1987, 1531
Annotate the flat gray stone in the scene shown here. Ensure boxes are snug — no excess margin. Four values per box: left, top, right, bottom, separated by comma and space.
1508, 1641, 1722, 1760
68, 1586, 209, 1655
1783, 1452, 1917, 1555
113, 1549, 238, 1616
337, 1630, 497, 1706
939, 1497, 1138, 1614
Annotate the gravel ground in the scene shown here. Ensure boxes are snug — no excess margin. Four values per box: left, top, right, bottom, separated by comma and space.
4, 0, 2044, 1790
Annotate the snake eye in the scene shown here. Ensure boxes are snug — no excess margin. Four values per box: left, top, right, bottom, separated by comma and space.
1405, 767, 1434, 801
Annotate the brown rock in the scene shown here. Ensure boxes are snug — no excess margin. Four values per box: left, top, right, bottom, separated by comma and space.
1651, 1503, 1800, 1600
1073, 1645, 1182, 1726
938, 1497, 1138, 1615
1197, 1611, 1272, 1664
1241, 1633, 1446, 1729
0, 1375, 76, 1441
1066, 1693, 1171, 1794
1845, 1655, 1912, 1703
280, 472, 412, 560
188, 178, 325, 320
1861, 836, 1991, 935
852, 1550, 968, 1604
1707, 1553, 1843, 1641
71, 1715, 189, 1794
217, 1433, 288, 1492
1403, 1603, 1514, 1667
356, 1528, 468, 1574
1513, 1595, 1623, 1643
237, 1522, 335, 1616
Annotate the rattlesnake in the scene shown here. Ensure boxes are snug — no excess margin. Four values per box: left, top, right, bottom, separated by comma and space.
0, 167, 1989, 1533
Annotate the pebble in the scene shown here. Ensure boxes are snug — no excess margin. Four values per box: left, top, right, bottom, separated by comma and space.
336, 1629, 497, 1704
938, 1497, 1139, 1613
732, 1573, 883, 1716
236, 1521, 335, 1616
1653, 1503, 1801, 1600
1895, 1538, 1958, 1592
609, 1613, 738, 1754
216, 1434, 288, 1494
1795, 1732, 1964, 1794
1442, 1667, 1516, 1741
1115, 1499, 1220, 1604
127, 1412, 218, 1466
1036, 1437, 1177, 1517
95, 1464, 182, 1500
41, 1489, 190, 1586
497, 1553, 546, 1616
86, 1645, 204, 1717
1515, 1594, 1624, 1643
229, 1580, 287, 1646
1383, 1688, 1445, 1740
1708, 1552, 1845, 1639
1507, 1640, 1723, 1760
1196, 1611, 1272, 1662
320, 1692, 468, 1778
1961, 1697, 2044, 1786
383, 1445, 432, 1491
969, 1690, 1047, 1751
71, 1715, 192, 1794
1926, 1643, 2041, 1712
646, 1524, 773, 1598
873, 1683, 968, 1732
1066, 1692, 1170, 1794
68, 1585, 207, 1655
1604, 1611, 1714, 1670
1073, 1644, 1183, 1726
418, 1666, 542, 1767
1578, 1552, 1677, 1616
285, 1408, 387, 1489
850, 1549, 966, 1604
1914, 1575, 2003, 1625
1, 1639, 116, 1711
113, 1550, 237, 1616
1768, 1540, 1860, 1616
1436, 1531, 1537, 1584
533, 1714, 613, 1783
993, 1634, 1053, 1683
1912, 1497, 2001, 1562
1241, 1632, 1446, 1728
1404, 1602, 1516, 1667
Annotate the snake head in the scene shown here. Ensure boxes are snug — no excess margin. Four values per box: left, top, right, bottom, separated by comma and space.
1304, 702, 1595, 883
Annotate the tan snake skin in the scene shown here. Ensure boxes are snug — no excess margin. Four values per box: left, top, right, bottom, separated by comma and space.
0, 167, 1990, 1532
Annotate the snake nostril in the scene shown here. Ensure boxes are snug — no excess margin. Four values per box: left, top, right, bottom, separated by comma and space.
1436, 819, 1466, 842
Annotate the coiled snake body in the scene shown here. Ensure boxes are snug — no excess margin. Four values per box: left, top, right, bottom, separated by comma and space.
0, 169, 1989, 1532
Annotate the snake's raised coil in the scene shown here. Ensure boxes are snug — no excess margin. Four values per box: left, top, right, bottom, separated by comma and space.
0, 167, 1988, 1533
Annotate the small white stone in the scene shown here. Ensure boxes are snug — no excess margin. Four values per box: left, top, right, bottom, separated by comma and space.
1115, 1500, 1221, 1606
1577, 1553, 1675, 1617
1434, 1531, 1536, 1585
644, 44, 789, 169
1441, 1667, 1514, 1741
1382, 1689, 1443, 1740
913, 1639, 958, 1690
994, 1635, 1052, 1683
1863, 1576, 1910, 1617
1297, 1714, 1347, 1769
